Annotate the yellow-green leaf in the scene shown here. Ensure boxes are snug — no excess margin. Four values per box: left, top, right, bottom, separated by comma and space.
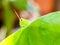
1, 11, 60, 45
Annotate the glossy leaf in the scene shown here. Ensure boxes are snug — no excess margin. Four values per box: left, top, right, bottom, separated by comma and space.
0, 11, 60, 45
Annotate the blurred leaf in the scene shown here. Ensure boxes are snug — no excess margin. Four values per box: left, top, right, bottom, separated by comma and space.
2, 0, 15, 36
1, 11, 60, 45
10, 0, 27, 10
0, 0, 1, 2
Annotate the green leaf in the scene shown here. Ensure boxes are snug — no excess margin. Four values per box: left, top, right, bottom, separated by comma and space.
0, 11, 60, 45
2, 0, 15, 36
10, 0, 27, 10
